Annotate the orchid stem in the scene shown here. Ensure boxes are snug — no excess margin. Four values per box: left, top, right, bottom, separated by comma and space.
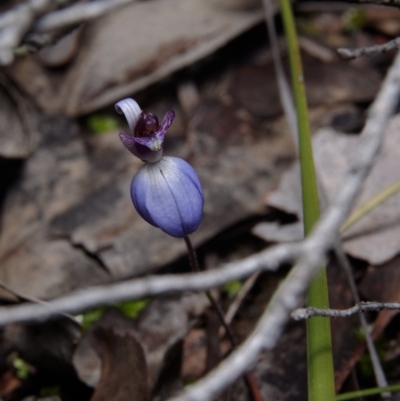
183, 235, 264, 401
183, 236, 237, 344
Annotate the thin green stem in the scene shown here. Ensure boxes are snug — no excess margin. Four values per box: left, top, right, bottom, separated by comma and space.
336, 384, 400, 401
278, 3, 335, 401
341, 179, 400, 233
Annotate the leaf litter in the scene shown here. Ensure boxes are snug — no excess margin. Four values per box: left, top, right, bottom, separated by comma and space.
0, 2, 399, 400
254, 115, 400, 265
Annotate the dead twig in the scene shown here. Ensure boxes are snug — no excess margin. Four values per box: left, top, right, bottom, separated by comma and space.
0, 244, 300, 326
323, 0, 400, 6
293, 302, 400, 320
262, 0, 298, 144
223, 272, 260, 328
338, 37, 400, 60
331, 245, 390, 394
0, 281, 78, 323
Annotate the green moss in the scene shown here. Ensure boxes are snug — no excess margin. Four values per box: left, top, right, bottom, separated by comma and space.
223, 280, 243, 298
117, 299, 149, 318
78, 299, 149, 331
79, 307, 106, 332
86, 114, 119, 134
343, 9, 366, 32
40, 385, 61, 397
13, 357, 32, 380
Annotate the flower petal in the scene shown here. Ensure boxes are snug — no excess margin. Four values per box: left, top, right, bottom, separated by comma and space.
130, 165, 158, 227
119, 133, 163, 163
119, 132, 139, 156
131, 157, 204, 238
115, 98, 142, 133
154, 110, 175, 142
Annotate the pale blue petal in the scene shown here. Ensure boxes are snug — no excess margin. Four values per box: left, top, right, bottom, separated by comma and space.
115, 98, 142, 133
131, 157, 204, 238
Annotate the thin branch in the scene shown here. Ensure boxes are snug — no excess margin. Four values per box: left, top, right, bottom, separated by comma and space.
262, 0, 298, 145
0, 244, 300, 326
338, 37, 400, 60
0, 281, 78, 323
322, 0, 400, 6
333, 243, 390, 394
293, 302, 400, 320
316, 132, 389, 391
165, 50, 400, 401
223, 272, 260, 327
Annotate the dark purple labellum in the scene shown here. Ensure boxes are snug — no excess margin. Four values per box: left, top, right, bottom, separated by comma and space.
134, 111, 159, 138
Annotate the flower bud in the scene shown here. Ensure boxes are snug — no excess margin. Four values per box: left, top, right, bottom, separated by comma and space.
131, 157, 204, 238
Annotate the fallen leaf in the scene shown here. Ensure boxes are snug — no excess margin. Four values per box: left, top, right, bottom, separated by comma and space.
73, 294, 209, 399
38, 28, 83, 68
90, 327, 148, 401
73, 309, 139, 390
7, 0, 267, 116
0, 116, 111, 299
134, 294, 209, 392
0, 75, 39, 159
230, 56, 381, 118
254, 115, 400, 265
181, 329, 208, 381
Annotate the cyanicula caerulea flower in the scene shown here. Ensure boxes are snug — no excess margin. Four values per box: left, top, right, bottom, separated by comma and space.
116, 98, 204, 238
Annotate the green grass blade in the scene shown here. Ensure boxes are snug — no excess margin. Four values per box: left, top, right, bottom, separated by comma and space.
278, 2, 335, 401
336, 384, 400, 401
341, 179, 400, 233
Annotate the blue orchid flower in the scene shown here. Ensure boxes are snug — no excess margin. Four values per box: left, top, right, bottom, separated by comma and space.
116, 98, 204, 238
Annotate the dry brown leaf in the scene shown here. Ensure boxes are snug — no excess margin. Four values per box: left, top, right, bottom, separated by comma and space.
38, 27, 83, 68
7, 0, 265, 116
230, 56, 381, 118
89, 327, 148, 401
254, 115, 400, 265
0, 76, 39, 159
73, 295, 208, 399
